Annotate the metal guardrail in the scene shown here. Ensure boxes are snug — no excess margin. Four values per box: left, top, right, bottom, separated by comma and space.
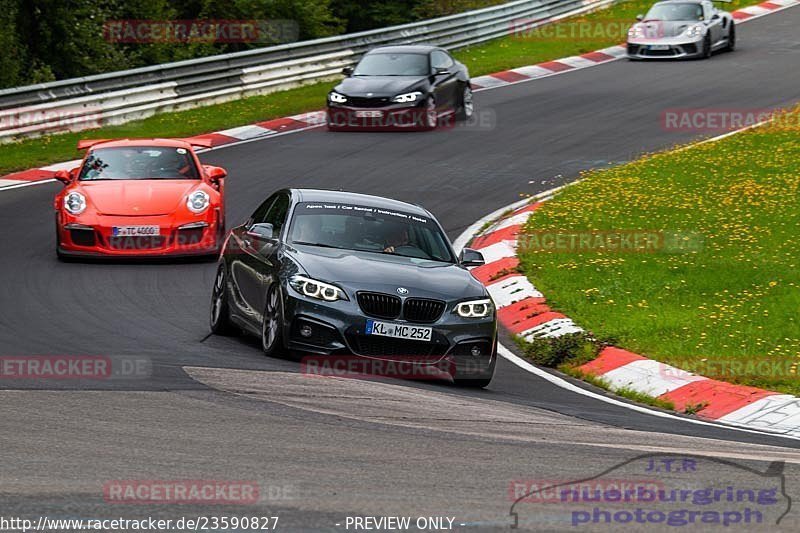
0, 0, 615, 142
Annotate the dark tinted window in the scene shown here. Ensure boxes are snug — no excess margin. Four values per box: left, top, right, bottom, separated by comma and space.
354, 53, 429, 76
430, 50, 454, 69
79, 147, 199, 181
264, 193, 291, 235
251, 194, 277, 225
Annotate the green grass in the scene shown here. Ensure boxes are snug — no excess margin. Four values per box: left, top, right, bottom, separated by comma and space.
0, 0, 753, 175
0, 82, 330, 175
518, 106, 800, 395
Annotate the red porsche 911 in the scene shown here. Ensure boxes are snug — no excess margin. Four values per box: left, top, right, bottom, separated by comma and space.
54, 138, 227, 259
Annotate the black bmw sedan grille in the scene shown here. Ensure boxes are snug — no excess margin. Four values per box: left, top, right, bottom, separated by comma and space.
357, 292, 402, 319
403, 298, 446, 323
347, 96, 391, 108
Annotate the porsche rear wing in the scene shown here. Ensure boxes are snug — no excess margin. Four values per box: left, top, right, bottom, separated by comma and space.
76, 139, 112, 150
76, 138, 214, 150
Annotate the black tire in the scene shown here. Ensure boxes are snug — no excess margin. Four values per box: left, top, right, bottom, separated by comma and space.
454, 378, 493, 388
455, 84, 474, 121
210, 263, 237, 335
702, 33, 712, 59
725, 23, 736, 52
261, 284, 285, 357
420, 96, 438, 130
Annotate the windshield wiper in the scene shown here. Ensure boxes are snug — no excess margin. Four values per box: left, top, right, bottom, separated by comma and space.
380, 249, 435, 261
291, 241, 346, 250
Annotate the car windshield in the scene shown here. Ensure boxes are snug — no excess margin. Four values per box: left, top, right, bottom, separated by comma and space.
79, 147, 200, 181
645, 3, 705, 21
353, 53, 429, 76
289, 202, 455, 263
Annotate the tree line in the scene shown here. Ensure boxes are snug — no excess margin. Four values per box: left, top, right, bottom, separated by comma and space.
0, 0, 504, 89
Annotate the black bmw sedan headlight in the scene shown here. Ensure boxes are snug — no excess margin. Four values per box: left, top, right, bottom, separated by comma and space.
329, 92, 348, 104
391, 91, 423, 103
455, 298, 494, 318
290, 275, 348, 302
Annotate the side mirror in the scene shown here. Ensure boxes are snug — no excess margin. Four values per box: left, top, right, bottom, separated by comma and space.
205, 165, 227, 183
711, 13, 720, 20
54, 170, 72, 184
460, 248, 485, 267
247, 222, 274, 241
636, 14, 644, 21
342, 66, 354, 77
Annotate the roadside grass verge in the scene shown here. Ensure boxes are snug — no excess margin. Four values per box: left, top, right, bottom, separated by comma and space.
0, 0, 752, 175
0, 82, 331, 175
516, 106, 800, 395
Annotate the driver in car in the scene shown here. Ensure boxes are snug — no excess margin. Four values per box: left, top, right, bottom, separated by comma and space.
383, 225, 411, 254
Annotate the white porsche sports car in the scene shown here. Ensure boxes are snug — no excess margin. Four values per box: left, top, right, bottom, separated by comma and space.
627, 0, 736, 59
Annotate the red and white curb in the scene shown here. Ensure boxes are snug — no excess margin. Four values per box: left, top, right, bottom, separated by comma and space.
470, 45, 627, 91
465, 193, 800, 440
2, 0, 797, 192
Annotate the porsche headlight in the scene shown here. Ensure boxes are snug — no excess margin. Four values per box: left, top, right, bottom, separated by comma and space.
329, 92, 347, 104
64, 192, 86, 215
289, 275, 348, 302
456, 298, 494, 318
187, 190, 210, 213
685, 24, 705, 38
627, 25, 644, 38
392, 91, 423, 103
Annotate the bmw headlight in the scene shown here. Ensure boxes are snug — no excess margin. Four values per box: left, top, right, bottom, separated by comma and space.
684, 24, 705, 38
392, 91, 423, 104
329, 92, 347, 104
456, 298, 494, 318
64, 192, 86, 215
290, 275, 348, 302
187, 190, 210, 213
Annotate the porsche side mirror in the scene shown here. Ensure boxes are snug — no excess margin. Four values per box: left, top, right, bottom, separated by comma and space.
460, 248, 485, 267
205, 165, 227, 183
342, 66, 354, 77
711, 13, 720, 20
636, 14, 644, 21
247, 222, 274, 241
54, 170, 72, 184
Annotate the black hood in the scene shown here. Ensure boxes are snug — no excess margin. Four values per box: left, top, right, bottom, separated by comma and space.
334, 76, 428, 98
286, 246, 486, 301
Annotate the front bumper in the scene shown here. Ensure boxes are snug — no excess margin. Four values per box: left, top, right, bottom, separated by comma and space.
56, 210, 222, 258
627, 39, 702, 59
283, 291, 497, 382
326, 103, 428, 130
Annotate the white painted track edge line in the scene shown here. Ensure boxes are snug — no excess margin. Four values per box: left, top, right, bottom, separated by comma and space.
0, 178, 57, 191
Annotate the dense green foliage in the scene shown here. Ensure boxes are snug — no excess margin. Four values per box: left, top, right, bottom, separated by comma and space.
0, 0, 504, 88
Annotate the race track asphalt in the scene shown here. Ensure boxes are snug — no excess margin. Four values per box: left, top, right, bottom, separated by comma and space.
1, 7, 799, 529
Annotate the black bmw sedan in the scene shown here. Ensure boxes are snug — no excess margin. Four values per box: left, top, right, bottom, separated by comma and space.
210, 189, 496, 387
326, 45, 474, 131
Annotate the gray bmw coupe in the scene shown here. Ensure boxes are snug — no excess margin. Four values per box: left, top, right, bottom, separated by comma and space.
210, 189, 496, 387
